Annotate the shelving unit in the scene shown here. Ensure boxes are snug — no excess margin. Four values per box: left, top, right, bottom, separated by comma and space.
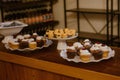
113, 0, 120, 46
0, 0, 59, 35
63, 0, 117, 45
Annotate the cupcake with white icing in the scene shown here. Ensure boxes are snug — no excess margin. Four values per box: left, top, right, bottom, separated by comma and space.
79, 49, 91, 62
90, 45, 103, 60
100, 44, 109, 58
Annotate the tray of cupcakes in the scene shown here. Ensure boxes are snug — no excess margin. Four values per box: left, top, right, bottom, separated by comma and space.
45, 28, 78, 40
2, 33, 52, 51
60, 39, 115, 63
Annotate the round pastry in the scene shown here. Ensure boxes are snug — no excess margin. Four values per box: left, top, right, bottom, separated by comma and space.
32, 33, 38, 40
66, 46, 77, 59
9, 41, 19, 50
36, 36, 44, 47
83, 42, 92, 50
16, 35, 24, 42
29, 41, 37, 49
19, 39, 29, 49
73, 42, 84, 52
100, 44, 109, 58
79, 49, 91, 62
90, 45, 103, 60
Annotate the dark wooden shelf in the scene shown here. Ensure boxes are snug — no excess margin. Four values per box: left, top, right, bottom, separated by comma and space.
66, 8, 115, 14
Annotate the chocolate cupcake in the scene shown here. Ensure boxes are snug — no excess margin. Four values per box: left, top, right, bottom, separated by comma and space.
66, 46, 77, 59
19, 39, 29, 49
90, 45, 103, 60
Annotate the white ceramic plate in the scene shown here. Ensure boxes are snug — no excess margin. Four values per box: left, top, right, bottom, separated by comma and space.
60, 47, 115, 63
4, 40, 53, 51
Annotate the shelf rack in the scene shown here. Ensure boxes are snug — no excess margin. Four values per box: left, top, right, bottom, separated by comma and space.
0, 0, 59, 36
63, 0, 117, 45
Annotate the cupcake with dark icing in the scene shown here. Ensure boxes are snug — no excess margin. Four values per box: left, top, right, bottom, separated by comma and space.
90, 45, 103, 60
36, 36, 44, 47
19, 39, 29, 49
66, 46, 77, 59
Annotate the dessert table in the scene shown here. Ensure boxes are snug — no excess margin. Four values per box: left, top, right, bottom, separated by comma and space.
0, 41, 120, 80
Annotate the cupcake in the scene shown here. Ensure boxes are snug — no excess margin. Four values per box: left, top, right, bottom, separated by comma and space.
83, 39, 92, 49
79, 49, 91, 62
36, 36, 44, 47
29, 41, 37, 49
100, 44, 109, 58
83, 42, 92, 50
32, 33, 38, 40
90, 45, 103, 60
9, 41, 19, 50
16, 35, 24, 42
73, 42, 84, 52
66, 46, 77, 59
19, 39, 29, 49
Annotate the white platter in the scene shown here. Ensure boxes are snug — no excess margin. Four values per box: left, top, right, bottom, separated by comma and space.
60, 47, 115, 63
4, 40, 53, 51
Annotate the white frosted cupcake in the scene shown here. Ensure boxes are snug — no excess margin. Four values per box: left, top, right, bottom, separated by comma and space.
79, 49, 91, 62
73, 42, 84, 51
29, 41, 37, 49
100, 45, 109, 58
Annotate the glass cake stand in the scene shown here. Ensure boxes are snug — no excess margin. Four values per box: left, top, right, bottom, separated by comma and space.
50, 33, 78, 50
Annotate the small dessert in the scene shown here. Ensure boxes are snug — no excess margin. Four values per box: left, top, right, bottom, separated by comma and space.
83, 42, 92, 50
29, 41, 37, 49
32, 33, 38, 40
100, 44, 109, 58
79, 49, 91, 62
36, 36, 44, 47
90, 45, 103, 60
73, 42, 84, 52
9, 41, 19, 50
83, 39, 92, 49
70, 29, 76, 36
66, 46, 77, 59
16, 35, 24, 42
19, 39, 29, 49
61, 33, 67, 38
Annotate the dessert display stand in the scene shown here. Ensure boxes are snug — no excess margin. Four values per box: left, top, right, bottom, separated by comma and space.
50, 33, 78, 50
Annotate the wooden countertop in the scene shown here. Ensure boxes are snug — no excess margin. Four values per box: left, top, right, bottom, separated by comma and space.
0, 41, 120, 80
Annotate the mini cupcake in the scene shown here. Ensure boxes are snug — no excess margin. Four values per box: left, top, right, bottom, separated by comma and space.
16, 35, 24, 42
66, 46, 77, 59
19, 39, 29, 49
31, 33, 38, 40
100, 44, 109, 58
83, 39, 92, 49
36, 36, 44, 47
73, 42, 84, 52
9, 41, 19, 50
29, 41, 37, 49
79, 49, 91, 62
90, 45, 103, 60
83, 42, 92, 50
